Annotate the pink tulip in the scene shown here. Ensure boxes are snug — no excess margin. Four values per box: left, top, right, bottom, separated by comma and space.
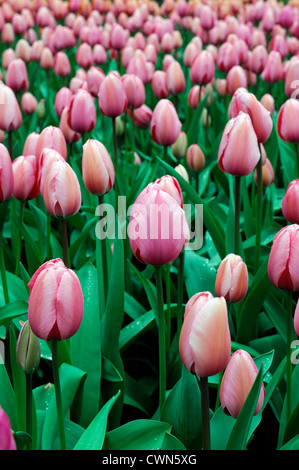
269, 34, 288, 60
93, 44, 107, 65
279, 5, 295, 29
129, 104, 152, 129
282, 180, 299, 223
218, 112, 260, 176
215, 254, 248, 303
5, 58, 28, 91
151, 99, 182, 147
98, 73, 128, 118
43, 159, 81, 218
268, 224, 299, 291
82, 139, 115, 196
149, 175, 184, 208
68, 89, 96, 134
121, 74, 145, 109
0, 407, 16, 450
2, 48, 16, 70
151, 70, 170, 99
0, 143, 14, 202
250, 45, 268, 75
183, 42, 199, 68
36, 126, 67, 164
126, 52, 148, 84
179, 292, 231, 377
294, 299, 299, 337
28, 259, 84, 341
220, 349, 265, 419
226, 65, 248, 96
200, 5, 215, 31
261, 51, 283, 83
128, 186, 188, 266
284, 57, 299, 98
260, 94, 275, 116
1, 23, 15, 44
190, 50, 215, 85
254, 157, 274, 187
86, 66, 105, 97
23, 132, 39, 156
186, 144, 205, 173
277, 99, 299, 143
110, 23, 126, 50
53, 51, 71, 77
40, 47, 54, 70
12, 155, 39, 200
38, 148, 66, 195
229, 88, 273, 143
0, 84, 22, 131
54, 87, 73, 117
59, 107, 81, 144
217, 42, 239, 73
166, 60, 186, 95
21, 92, 38, 115
75, 42, 93, 69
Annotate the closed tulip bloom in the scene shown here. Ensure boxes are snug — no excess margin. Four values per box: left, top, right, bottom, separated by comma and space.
0, 143, 14, 202
0, 407, 16, 450
190, 51, 215, 85
5, 58, 29, 91
110, 23, 126, 50
215, 254, 248, 303
175, 164, 189, 183
187, 85, 205, 109
129, 104, 152, 129
121, 74, 145, 109
28, 259, 84, 341
200, 5, 215, 31
226, 65, 248, 96
217, 42, 239, 73
186, 144, 205, 173
76, 42, 93, 69
36, 126, 67, 164
40, 47, 54, 70
86, 66, 105, 97
1, 23, 15, 44
220, 349, 265, 419
43, 160, 81, 218
261, 51, 282, 83
152, 70, 170, 99
21, 92, 38, 114
2, 48, 16, 70
261, 93, 275, 116
151, 99, 182, 147
59, 107, 81, 144
183, 42, 199, 68
171, 131, 188, 160
250, 45, 268, 75
98, 73, 128, 118
128, 187, 188, 266
229, 88, 273, 144
254, 157, 274, 188
93, 44, 107, 65
166, 60, 186, 95
268, 224, 299, 291
179, 292, 231, 377
12, 155, 39, 201
23, 132, 39, 156
82, 139, 115, 195
68, 89, 96, 134
284, 57, 299, 98
0, 84, 22, 131
54, 87, 73, 117
218, 113, 260, 176
53, 51, 71, 77
277, 99, 299, 143
16, 320, 40, 375
38, 148, 66, 195
282, 180, 299, 223
149, 175, 184, 208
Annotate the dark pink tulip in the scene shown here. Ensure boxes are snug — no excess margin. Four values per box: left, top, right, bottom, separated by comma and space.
68, 89, 96, 134
151, 99, 182, 147
268, 224, 299, 291
282, 180, 299, 223
220, 349, 265, 419
36, 126, 67, 164
0, 407, 16, 450
0, 84, 22, 131
190, 50, 215, 85
54, 87, 73, 117
200, 4, 215, 31
0, 143, 14, 202
294, 299, 299, 337
218, 112, 260, 176
215, 254, 248, 303
128, 186, 188, 266
229, 88, 273, 143
279, 5, 295, 29
179, 292, 231, 377
121, 74, 145, 109
98, 73, 128, 118
277, 99, 299, 143
12, 155, 39, 201
28, 259, 84, 341
82, 139, 115, 196
5, 58, 28, 91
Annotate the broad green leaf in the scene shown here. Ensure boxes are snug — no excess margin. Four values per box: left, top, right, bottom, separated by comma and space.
184, 251, 216, 298
0, 300, 28, 326
0, 363, 17, 431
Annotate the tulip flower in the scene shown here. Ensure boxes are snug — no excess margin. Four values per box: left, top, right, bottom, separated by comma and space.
16, 320, 40, 375
59, 107, 81, 146
0, 143, 14, 202
190, 50, 215, 86
226, 65, 248, 96
186, 144, 205, 173
0, 83, 22, 134
67, 89, 96, 136
216, 42, 239, 73
261, 51, 282, 84
98, 73, 128, 119
5, 58, 29, 91
277, 99, 299, 177
86, 66, 105, 97
0, 407, 16, 450
36, 125, 67, 164
171, 131, 188, 161
129, 104, 152, 129
282, 180, 299, 224
254, 157, 274, 188
82, 139, 115, 196
151, 70, 170, 99
23, 132, 39, 156
53, 51, 71, 78
220, 349, 265, 419
54, 87, 73, 117
121, 74, 145, 109
75, 42, 93, 69
215, 254, 248, 303
12, 155, 39, 201
21, 92, 38, 115
250, 45, 268, 75
38, 148, 66, 195
150, 99, 182, 148
166, 60, 186, 96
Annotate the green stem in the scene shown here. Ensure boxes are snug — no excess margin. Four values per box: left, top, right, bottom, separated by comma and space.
234, 175, 241, 255
26, 373, 32, 450
47, 212, 51, 260
98, 195, 108, 305
15, 200, 24, 276
51, 340, 66, 450
61, 218, 69, 268
112, 117, 118, 175
131, 107, 135, 156
164, 145, 168, 165
255, 151, 263, 273
155, 265, 166, 417
165, 263, 171, 354
177, 250, 185, 336
296, 143, 299, 178
8, 131, 13, 160
0, 230, 9, 304
196, 375, 211, 450
286, 290, 293, 421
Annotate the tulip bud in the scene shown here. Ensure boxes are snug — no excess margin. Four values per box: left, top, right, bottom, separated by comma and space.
54, 51, 71, 77
16, 320, 41, 374
43, 160, 81, 218
294, 299, 299, 337
54, 87, 73, 118
128, 186, 189, 266
268, 224, 299, 291
220, 349, 265, 419
171, 131, 188, 160
36, 99, 46, 119
67, 89, 96, 134
186, 144, 205, 173
129, 104, 152, 129
82, 139, 115, 196
215, 254, 248, 303
21, 92, 38, 115
226, 65, 248, 96
12, 155, 39, 201
254, 157, 274, 187
260, 94, 275, 116
179, 292, 231, 377
28, 259, 84, 341
174, 163, 189, 182
0, 407, 16, 450
151, 175, 184, 208
98, 73, 128, 118
151, 99, 182, 147
261, 51, 282, 83
218, 112, 260, 176
151, 70, 170, 99
216, 42, 239, 73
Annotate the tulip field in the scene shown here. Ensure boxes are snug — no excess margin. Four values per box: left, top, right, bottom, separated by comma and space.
2, 0, 299, 454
